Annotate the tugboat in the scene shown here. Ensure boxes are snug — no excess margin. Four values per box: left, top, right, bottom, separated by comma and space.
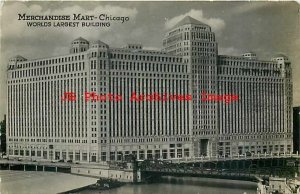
88, 178, 124, 190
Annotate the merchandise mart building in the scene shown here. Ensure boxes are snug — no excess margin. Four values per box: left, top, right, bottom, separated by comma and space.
6, 16, 293, 162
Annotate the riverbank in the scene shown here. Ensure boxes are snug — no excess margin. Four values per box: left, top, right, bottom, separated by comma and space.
59, 177, 125, 194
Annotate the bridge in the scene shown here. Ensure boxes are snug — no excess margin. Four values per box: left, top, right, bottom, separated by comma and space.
0, 159, 71, 173
1, 153, 300, 183
137, 153, 300, 182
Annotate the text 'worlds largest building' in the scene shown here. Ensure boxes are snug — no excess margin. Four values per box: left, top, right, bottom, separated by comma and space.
6, 16, 292, 162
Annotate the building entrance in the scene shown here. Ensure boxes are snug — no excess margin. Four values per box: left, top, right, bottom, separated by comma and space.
200, 139, 209, 156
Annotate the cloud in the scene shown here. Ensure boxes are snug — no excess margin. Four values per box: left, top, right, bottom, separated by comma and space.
231, 2, 271, 15
52, 46, 71, 56
218, 47, 241, 56
165, 9, 225, 33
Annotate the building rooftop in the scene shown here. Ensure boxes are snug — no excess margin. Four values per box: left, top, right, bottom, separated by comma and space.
91, 40, 108, 46
175, 16, 209, 28
12, 55, 27, 60
72, 37, 89, 43
9, 55, 27, 62
273, 53, 288, 58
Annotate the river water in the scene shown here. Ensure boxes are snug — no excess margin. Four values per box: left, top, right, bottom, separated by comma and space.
80, 176, 257, 194
0, 170, 257, 194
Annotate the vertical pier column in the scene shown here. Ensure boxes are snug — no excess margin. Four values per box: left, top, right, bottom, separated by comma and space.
297, 159, 300, 176
55, 166, 57, 172
24, 165, 26, 171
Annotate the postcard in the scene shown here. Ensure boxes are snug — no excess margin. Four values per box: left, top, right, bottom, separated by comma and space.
0, 1, 300, 194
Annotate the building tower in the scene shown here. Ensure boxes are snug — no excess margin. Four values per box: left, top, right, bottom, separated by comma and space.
70, 37, 90, 54
271, 54, 293, 147
163, 16, 219, 157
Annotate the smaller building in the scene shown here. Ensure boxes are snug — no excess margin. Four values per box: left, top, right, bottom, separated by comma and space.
257, 177, 296, 194
294, 107, 300, 153
242, 51, 257, 60
0, 115, 6, 155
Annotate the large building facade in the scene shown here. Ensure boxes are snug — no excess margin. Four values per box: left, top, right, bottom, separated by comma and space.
6, 16, 293, 162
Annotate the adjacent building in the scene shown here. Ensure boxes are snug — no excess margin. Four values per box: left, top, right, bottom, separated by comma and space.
6, 16, 293, 162
0, 114, 6, 154
294, 107, 300, 153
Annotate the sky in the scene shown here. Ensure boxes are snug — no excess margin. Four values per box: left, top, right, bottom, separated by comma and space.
0, 1, 300, 119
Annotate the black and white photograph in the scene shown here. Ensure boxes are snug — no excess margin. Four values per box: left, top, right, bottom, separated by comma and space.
0, 1, 300, 194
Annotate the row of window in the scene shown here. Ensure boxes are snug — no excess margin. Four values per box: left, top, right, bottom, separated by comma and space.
217, 67, 282, 77
8, 72, 87, 83
111, 60, 187, 73
110, 52, 182, 63
219, 58, 279, 69
11, 54, 85, 69
10, 62, 86, 79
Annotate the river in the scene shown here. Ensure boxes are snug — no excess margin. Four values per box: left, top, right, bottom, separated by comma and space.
0, 170, 257, 194
80, 176, 257, 194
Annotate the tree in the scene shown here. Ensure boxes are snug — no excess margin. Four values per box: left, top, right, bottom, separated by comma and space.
0, 118, 6, 154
